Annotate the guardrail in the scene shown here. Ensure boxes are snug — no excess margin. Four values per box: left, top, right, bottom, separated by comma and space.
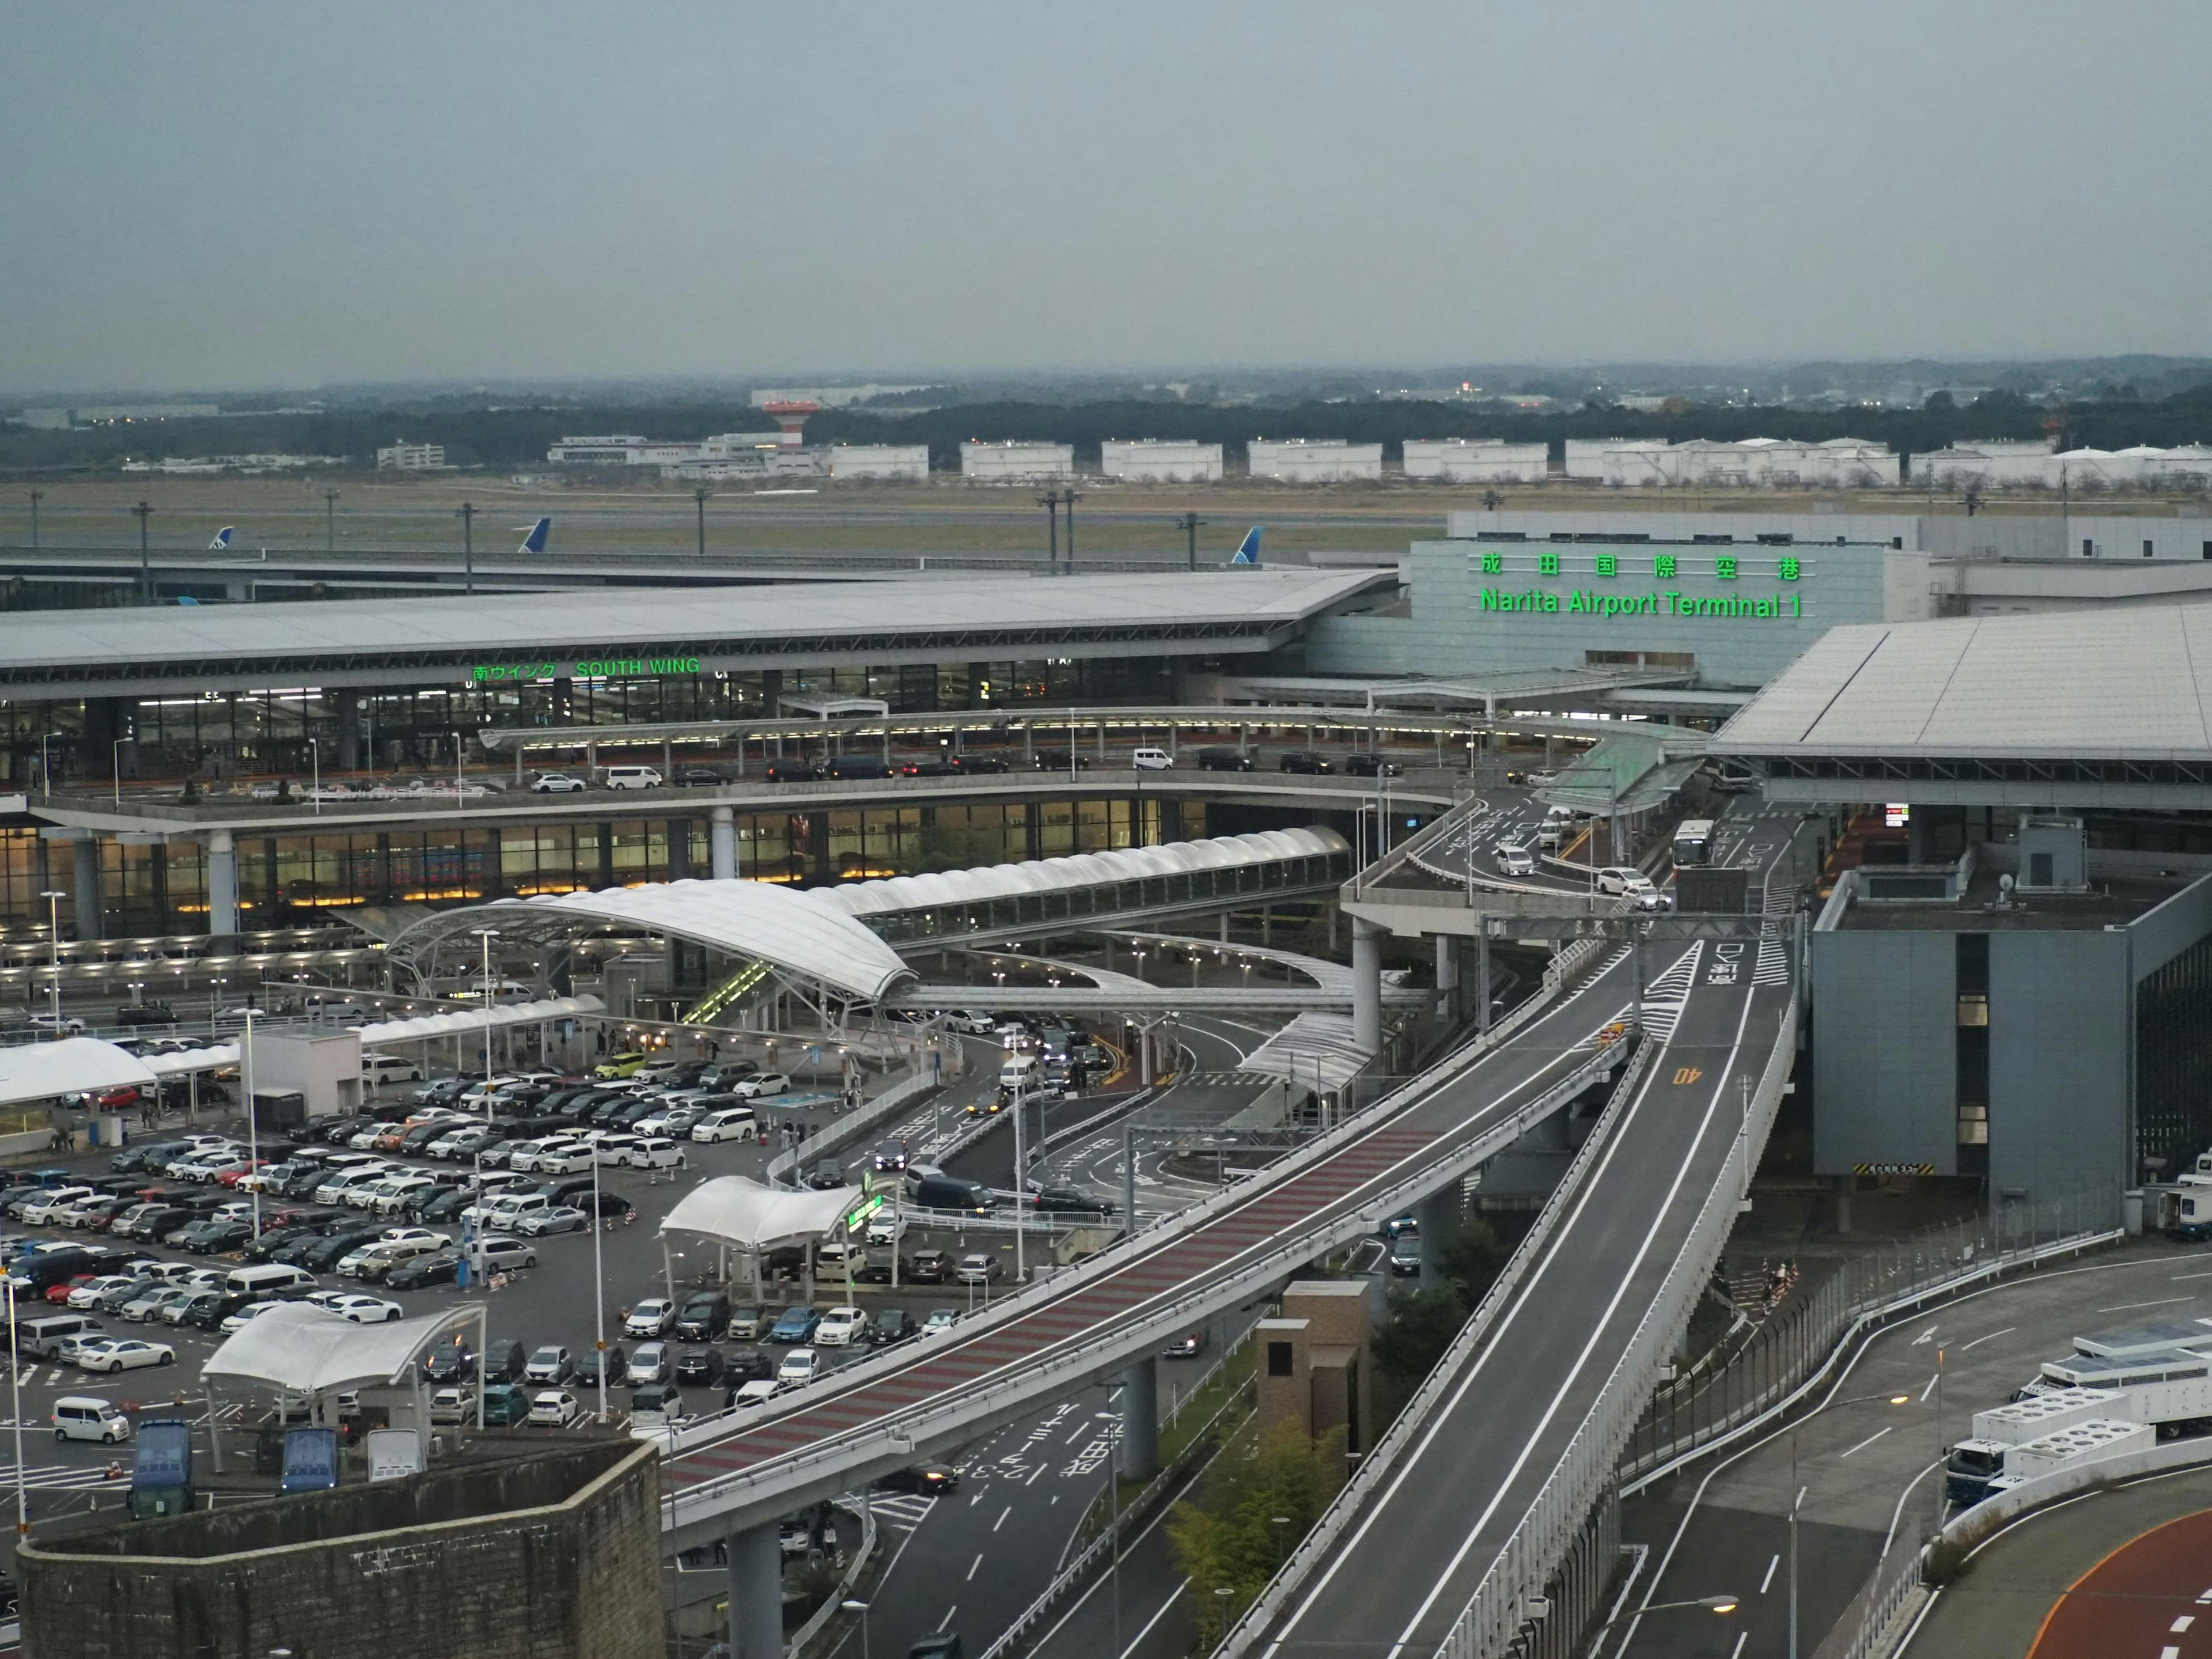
788, 1495, 878, 1659
1216, 1031, 1657, 1659
659, 978, 1634, 1535
766, 1067, 941, 1190
1438, 999, 1799, 1659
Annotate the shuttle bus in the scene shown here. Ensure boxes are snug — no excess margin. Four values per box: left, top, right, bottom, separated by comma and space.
1673, 819, 1716, 867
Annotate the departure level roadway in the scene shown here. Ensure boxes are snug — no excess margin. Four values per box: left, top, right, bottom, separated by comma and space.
656, 947, 1650, 1543
1254, 844, 1800, 1659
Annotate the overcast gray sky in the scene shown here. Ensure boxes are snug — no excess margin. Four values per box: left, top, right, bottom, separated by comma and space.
6, 2, 2209, 392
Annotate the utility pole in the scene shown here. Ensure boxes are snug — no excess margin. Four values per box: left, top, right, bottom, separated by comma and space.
456, 501, 476, 594
131, 501, 153, 604
27, 490, 41, 553
323, 488, 340, 553
1039, 492, 1060, 574
694, 487, 710, 560
1060, 487, 1082, 575
1177, 511, 1205, 572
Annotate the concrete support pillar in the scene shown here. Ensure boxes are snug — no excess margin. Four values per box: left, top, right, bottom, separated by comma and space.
761, 668, 783, 718
207, 830, 238, 935
1351, 918, 1383, 1055
1434, 933, 1459, 1021
1418, 1184, 1460, 1290
1119, 1355, 1160, 1479
710, 806, 737, 881
1476, 934, 1493, 1036
725, 1520, 783, 1659
71, 835, 103, 942
334, 690, 361, 772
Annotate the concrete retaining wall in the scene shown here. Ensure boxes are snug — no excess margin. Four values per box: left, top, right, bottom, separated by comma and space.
19, 1440, 661, 1659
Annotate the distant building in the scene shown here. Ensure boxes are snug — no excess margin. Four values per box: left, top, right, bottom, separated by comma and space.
1247, 440, 1382, 484
546, 435, 700, 467
376, 440, 448, 471
960, 441, 1074, 483
827, 445, 931, 482
1402, 439, 1549, 484
1563, 437, 1900, 488
751, 384, 933, 409
122, 454, 339, 475
1912, 442, 2212, 491
1099, 440, 1224, 484
12, 409, 73, 430
73, 403, 221, 425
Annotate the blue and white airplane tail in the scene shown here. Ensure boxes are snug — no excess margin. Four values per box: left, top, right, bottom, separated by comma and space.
209, 527, 234, 550
514, 517, 551, 555
1231, 527, 1262, 566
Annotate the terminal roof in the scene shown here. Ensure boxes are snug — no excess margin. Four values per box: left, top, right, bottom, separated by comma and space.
1717, 608, 2212, 763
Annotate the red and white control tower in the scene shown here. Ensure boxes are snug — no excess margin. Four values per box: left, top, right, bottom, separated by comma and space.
761, 401, 819, 449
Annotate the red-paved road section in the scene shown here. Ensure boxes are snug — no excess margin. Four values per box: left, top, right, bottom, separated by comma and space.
660, 953, 1643, 1522
2028, 1506, 2212, 1659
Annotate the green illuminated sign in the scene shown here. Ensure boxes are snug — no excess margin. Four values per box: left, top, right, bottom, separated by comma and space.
1472, 546, 1810, 624
467, 655, 703, 684
843, 1192, 886, 1234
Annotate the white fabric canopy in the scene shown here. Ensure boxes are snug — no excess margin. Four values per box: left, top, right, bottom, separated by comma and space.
203, 1300, 479, 1394
660, 1175, 865, 1250
0, 1036, 157, 1106
135, 995, 606, 1077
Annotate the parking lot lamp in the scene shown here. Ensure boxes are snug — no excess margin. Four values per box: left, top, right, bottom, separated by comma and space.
40, 890, 65, 1036
8, 1279, 25, 1537
591, 1152, 608, 1423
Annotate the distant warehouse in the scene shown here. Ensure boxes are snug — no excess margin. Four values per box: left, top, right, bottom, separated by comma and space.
1565, 437, 1900, 488
1100, 440, 1224, 484
960, 441, 1074, 483
827, 444, 931, 482
1402, 438, 1549, 484
1247, 440, 1382, 484
1914, 442, 2212, 491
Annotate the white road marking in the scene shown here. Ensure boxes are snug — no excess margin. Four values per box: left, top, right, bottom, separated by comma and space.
935, 1605, 957, 1631
2096, 1297, 2191, 1313
1920, 1372, 1940, 1403
994, 1506, 1010, 1532
966, 1553, 983, 1581
1728, 1634, 1747, 1659
2173, 1615, 2196, 1632
1956, 1327, 2015, 1351
1908, 1326, 1939, 1346
2172, 1271, 2212, 1282
1839, 1426, 1892, 1459
1759, 1554, 1779, 1594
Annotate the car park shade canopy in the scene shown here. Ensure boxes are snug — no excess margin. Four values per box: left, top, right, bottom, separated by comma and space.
203, 1300, 481, 1395
660, 1176, 865, 1251
0, 1036, 157, 1107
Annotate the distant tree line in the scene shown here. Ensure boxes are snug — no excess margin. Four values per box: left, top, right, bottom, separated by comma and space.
6, 382, 2210, 476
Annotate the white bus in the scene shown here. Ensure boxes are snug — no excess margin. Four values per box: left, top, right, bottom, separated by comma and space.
1673, 819, 1716, 867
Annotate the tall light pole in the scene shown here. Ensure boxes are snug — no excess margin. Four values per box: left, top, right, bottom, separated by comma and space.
1038, 492, 1059, 575
591, 1147, 608, 1422
1010, 1073, 1029, 1282
309, 737, 320, 816
112, 735, 127, 808
40, 889, 65, 1036
1060, 487, 1083, 576
7, 1279, 25, 1543
26, 490, 41, 554
37, 731, 58, 800
456, 501, 476, 594
131, 501, 153, 604
694, 487, 710, 560
841, 1600, 872, 1659
1176, 510, 1205, 573
242, 1007, 261, 1236
323, 488, 340, 554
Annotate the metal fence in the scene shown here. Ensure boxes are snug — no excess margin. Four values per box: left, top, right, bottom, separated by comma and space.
1808, 1536, 1926, 1659
1618, 1186, 2124, 1487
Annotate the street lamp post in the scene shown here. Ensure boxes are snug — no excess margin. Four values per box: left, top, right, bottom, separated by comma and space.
840, 1600, 871, 1659
131, 501, 153, 604
591, 1149, 608, 1423
694, 488, 710, 560
6, 1280, 25, 1541
456, 502, 476, 594
309, 737, 320, 816
40, 889, 65, 1036
26, 490, 40, 554
243, 1007, 261, 1236
37, 731, 59, 800
1592, 1594, 1740, 1648
112, 736, 127, 808
323, 488, 339, 554
1010, 1074, 1030, 1282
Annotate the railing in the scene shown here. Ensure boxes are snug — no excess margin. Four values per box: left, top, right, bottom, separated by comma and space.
1216, 1031, 1657, 1659
787, 1495, 878, 1659
1809, 1540, 1926, 1659
764, 1066, 941, 1189
1436, 1000, 1800, 1659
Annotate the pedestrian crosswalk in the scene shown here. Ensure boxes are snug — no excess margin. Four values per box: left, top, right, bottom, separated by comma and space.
869, 1493, 935, 1532
1752, 930, 1791, 987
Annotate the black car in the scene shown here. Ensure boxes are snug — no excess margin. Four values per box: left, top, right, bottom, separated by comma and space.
676, 766, 724, 787
1031, 749, 1091, 772
419, 1188, 474, 1224
1340, 752, 1402, 777
803, 1168, 846, 1192
1030, 1187, 1115, 1216
671, 1347, 725, 1388
574, 1344, 628, 1387
897, 759, 957, 778
398, 1122, 450, 1155
176, 1290, 236, 1330
175, 1219, 253, 1255
763, 761, 823, 783
876, 1461, 960, 1496
317, 1115, 378, 1145
824, 756, 890, 781
675, 1291, 730, 1342
124, 1207, 192, 1244
110, 1141, 187, 1175
724, 1345, 774, 1383
303, 1229, 384, 1273
422, 1338, 477, 1382
906, 1249, 952, 1283
114, 1002, 180, 1028
385, 1251, 463, 1291
1278, 750, 1333, 774
868, 1308, 917, 1347
244, 1226, 319, 1262
1195, 747, 1255, 772
952, 753, 1009, 774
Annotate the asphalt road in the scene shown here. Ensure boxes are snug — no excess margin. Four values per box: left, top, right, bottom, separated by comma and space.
1616, 1239, 2212, 1659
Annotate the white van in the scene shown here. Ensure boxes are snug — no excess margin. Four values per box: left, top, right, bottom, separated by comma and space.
361, 1053, 422, 1086
999, 1052, 1040, 1091
1131, 747, 1173, 771
224, 1263, 315, 1300
483, 1191, 550, 1226
52, 1396, 131, 1444
602, 766, 663, 791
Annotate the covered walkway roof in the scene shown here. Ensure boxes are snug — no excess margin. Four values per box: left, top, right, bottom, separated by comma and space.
204, 1301, 481, 1395
661, 1177, 865, 1250
0, 1037, 157, 1107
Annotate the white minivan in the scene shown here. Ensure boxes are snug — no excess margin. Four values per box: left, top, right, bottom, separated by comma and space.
1131, 747, 1173, 771
224, 1263, 315, 1300
52, 1396, 131, 1444
602, 766, 663, 791
362, 1053, 422, 1087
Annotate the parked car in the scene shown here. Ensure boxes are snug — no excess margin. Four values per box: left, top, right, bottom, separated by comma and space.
671, 1347, 725, 1388
524, 1345, 574, 1385
1277, 749, 1332, 774
675, 1291, 730, 1342
815, 1306, 869, 1347
574, 1344, 628, 1387
868, 1308, 918, 1347
627, 1342, 671, 1385
531, 773, 588, 794
777, 1348, 821, 1386
71, 1336, 175, 1373
955, 1253, 1003, 1285
1340, 753, 1401, 777
624, 1298, 676, 1338
480, 1384, 532, 1426
768, 1305, 820, 1344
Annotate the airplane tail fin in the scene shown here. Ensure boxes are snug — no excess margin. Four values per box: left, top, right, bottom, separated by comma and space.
209, 527, 234, 550
1231, 527, 1261, 566
515, 516, 551, 555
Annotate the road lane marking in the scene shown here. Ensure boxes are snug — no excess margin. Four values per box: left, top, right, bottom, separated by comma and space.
1908, 1326, 1938, 1346
1759, 1554, 1779, 1594
994, 1506, 1010, 1532
966, 1554, 983, 1581
1117, 1583, 1188, 1659
1728, 1634, 1747, 1659
2174, 1616, 2196, 1632
2173, 1271, 2212, 1282
936, 1605, 956, 1631
2096, 1297, 2191, 1313
1957, 1327, 2016, 1351
1840, 1426, 1892, 1459
1920, 1373, 1940, 1402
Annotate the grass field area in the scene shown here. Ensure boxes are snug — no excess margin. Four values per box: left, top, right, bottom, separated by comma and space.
3, 475, 2195, 566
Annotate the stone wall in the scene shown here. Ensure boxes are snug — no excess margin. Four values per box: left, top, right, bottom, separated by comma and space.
20, 1440, 661, 1659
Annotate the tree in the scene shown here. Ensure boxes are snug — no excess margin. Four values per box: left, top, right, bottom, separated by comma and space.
1169, 1420, 1345, 1647
1922, 389, 1956, 413
1370, 1216, 1512, 1399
